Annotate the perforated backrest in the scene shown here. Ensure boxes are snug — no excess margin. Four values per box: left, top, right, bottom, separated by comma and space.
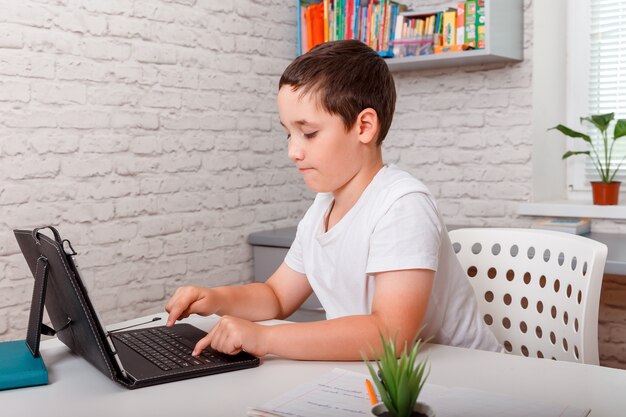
449, 228, 607, 365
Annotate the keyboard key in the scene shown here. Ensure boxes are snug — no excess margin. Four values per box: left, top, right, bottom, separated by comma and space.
113, 328, 227, 371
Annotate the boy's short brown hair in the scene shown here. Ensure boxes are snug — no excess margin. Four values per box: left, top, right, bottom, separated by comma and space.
279, 40, 396, 145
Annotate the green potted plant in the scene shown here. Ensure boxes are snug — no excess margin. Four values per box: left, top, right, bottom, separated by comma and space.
550, 112, 626, 205
363, 332, 434, 417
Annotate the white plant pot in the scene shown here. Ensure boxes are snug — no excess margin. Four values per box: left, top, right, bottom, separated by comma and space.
370, 401, 435, 417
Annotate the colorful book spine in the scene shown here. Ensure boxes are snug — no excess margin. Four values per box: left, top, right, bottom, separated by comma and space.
361, 6, 367, 42
374, 2, 379, 49
376, 4, 380, 49
335, 0, 338, 41
353, 0, 359, 40
341, 0, 346, 40
465, 0, 477, 48
383, 6, 388, 47
311, 3, 325, 48
425, 15, 433, 36
298, 2, 305, 55
442, 10, 456, 47
386, 3, 399, 54
305, 5, 314, 51
323, 0, 329, 41
300, 2, 325, 53
298, 0, 413, 57
434, 12, 443, 47
363, 1, 374, 45
382, 2, 389, 51
456, 1, 465, 45
476, 0, 485, 49
392, 9, 403, 55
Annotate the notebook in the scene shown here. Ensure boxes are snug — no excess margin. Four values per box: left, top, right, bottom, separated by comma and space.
0, 341, 48, 390
13, 227, 260, 389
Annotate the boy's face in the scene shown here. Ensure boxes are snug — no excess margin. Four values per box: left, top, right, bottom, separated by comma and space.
277, 86, 366, 194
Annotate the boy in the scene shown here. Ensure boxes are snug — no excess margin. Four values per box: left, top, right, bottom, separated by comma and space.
165, 40, 500, 359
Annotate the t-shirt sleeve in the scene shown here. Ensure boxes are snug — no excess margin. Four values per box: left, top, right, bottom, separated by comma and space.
366, 192, 442, 274
284, 221, 306, 274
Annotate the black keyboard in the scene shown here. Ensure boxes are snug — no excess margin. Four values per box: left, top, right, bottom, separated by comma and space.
115, 327, 225, 371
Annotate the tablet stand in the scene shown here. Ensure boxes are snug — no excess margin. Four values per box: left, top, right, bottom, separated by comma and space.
0, 249, 49, 390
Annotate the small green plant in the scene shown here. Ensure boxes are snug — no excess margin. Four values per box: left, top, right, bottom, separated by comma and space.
363, 332, 430, 417
550, 112, 626, 183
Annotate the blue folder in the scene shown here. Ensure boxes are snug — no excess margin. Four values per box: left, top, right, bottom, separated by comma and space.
0, 340, 48, 390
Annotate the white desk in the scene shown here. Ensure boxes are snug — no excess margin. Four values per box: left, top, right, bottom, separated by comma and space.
2, 313, 626, 416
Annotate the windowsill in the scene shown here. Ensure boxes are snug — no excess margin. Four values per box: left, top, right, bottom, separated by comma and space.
517, 200, 626, 220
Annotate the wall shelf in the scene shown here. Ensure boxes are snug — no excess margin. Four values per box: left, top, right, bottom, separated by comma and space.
385, 0, 523, 72
386, 48, 521, 72
517, 201, 626, 220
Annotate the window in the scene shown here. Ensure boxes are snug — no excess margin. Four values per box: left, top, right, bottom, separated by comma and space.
566, 0, 626, 196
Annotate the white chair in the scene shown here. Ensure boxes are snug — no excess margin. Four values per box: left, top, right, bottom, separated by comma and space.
449, 228, 607, 365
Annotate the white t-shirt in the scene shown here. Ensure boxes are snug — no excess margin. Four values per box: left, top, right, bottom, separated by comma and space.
284, 165, 500, 351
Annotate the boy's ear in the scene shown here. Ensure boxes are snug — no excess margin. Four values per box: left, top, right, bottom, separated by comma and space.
356, 108, 379, 145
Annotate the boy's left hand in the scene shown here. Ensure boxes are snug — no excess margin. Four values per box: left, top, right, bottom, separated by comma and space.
192, 315, 269, 357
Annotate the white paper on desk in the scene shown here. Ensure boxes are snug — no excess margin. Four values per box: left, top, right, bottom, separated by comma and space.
420, 384, 591, 417
247, 368, 591, 417
247, 368, 371, 417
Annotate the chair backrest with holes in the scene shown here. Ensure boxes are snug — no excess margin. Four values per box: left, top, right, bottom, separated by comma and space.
449, 228, 607, 364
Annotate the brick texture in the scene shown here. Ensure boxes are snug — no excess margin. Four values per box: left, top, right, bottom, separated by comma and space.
390, 0, 534, 231
0, 0, 310, 338
599, 274, 626, 369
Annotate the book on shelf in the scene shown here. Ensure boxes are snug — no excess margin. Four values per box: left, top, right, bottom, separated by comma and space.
298, 0, 488, 59
477, 0, 486, 49
392, 1, 482, 57
442, 10, 456, 47
531, 218, 591, 235
305, 3, 325, 53
464, 0, 477, 48
298, 0, 405, 57
456, 2, 465, 45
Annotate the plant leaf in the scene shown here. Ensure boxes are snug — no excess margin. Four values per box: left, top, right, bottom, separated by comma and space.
562, 150, 590, 159
363, 331, 431, 417
614, 119, 626, 140
549, 125, 591, 143
592, 113, 614, 132
396, 370, 410, 417
581, 113, 614, 133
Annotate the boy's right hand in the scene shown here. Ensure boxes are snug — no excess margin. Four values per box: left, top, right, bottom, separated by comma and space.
165, 286, 215, 327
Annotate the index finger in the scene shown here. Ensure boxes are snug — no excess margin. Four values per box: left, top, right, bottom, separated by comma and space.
165, 296, 190, 327
193, 324, 218, 356
166, 310, 181, 328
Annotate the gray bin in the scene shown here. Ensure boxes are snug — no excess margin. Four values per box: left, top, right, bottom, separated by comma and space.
248, 227, 325, 322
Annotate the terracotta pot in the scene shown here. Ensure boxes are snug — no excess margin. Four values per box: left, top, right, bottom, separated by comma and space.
591, 182, 621, 205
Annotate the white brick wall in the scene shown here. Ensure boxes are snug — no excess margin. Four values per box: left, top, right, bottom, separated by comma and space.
0, 0, 310, 340
387, 0, 535, 228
